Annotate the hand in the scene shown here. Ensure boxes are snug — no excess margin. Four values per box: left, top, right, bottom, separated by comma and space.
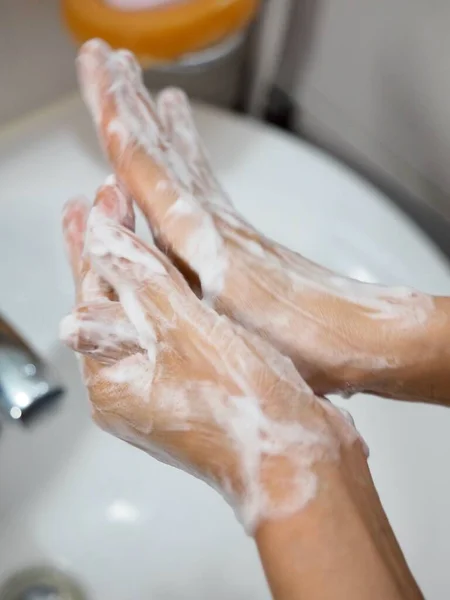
76, 39, 439, 400
61, 184, 422, 599
61, 180, 363, 533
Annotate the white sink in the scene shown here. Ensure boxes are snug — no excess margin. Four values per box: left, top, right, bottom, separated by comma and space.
1, 96, 450, 599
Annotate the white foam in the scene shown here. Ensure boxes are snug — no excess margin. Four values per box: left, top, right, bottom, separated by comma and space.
79, 48, 230, 300
73, 43, 370, 534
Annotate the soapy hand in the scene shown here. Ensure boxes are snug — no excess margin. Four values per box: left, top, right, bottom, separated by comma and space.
76, 39, 436, 397
61, 181, 363, 532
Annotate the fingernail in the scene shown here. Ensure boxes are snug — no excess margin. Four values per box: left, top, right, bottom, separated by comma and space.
95, 177, 135, 231
158, 87, 189, 107
62, 197, 89, 225
116, 49, 141, 79
78, 38, 111, 62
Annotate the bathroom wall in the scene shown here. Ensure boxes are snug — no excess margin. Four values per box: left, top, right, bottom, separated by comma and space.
0, 0, 76, 125
257, 0, 450, 216
2, 0, 450, 220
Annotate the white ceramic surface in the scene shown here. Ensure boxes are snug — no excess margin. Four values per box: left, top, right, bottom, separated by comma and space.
0, 96, 449, 599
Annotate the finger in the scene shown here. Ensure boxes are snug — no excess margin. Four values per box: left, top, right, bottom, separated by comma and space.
94, 174, 136, 233
62, 197, 109, 304
62, 197, 90, 293
61, 197, 106, 379
60, 301, 142, 364
79, 176, 137, 304
86, 209, 196, 348
77, 39, 117, 130
77, 40, 201, 238
156, 87, 230, 206
78, 42, 228, 297
87, 206, 188, 297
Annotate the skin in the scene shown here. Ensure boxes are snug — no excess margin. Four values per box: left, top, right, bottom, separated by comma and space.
62, 183, 423, 600
63, 181, 366, 517
58, 38, 450, 599
76, 39, 450, 405
256, 457, 424, 600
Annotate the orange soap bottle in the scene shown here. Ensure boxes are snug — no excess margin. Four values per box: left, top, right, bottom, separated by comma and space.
63, 0, 261, 107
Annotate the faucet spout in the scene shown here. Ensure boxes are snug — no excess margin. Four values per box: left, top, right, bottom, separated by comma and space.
0, 316, 64, 424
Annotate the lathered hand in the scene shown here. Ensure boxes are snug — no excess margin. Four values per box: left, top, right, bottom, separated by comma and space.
76, 39, 445, 403
61, 180, 363, 533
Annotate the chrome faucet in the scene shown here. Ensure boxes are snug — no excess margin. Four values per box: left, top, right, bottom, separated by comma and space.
0, 316, 64, 423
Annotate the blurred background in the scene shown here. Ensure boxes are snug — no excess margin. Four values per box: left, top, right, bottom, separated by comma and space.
1, 0, 450, 226
2, 3, 450, 598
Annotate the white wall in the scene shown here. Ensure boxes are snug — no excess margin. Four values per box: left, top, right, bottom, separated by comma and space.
0, 0, 77, 125
280, 0, 450, 215
2, 0, 450, 218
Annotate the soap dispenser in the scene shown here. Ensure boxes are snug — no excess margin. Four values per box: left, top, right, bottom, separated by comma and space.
63, 0, 261, 108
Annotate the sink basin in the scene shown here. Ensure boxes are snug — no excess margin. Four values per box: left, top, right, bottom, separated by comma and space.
1, 95, 450, 599
0, 349, 262, 600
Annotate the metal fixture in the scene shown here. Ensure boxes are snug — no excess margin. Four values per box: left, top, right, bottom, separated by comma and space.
0, 566, 86, 600
143, 29, 252, 109
0, 316, 64, 424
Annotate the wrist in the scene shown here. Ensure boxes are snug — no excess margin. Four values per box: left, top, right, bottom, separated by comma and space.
359, 296, 450, 405
255, 460, 422, 600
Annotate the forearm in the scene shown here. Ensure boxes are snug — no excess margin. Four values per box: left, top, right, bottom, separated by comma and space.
362, 296, 450, 407
255, 459, 423, 600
